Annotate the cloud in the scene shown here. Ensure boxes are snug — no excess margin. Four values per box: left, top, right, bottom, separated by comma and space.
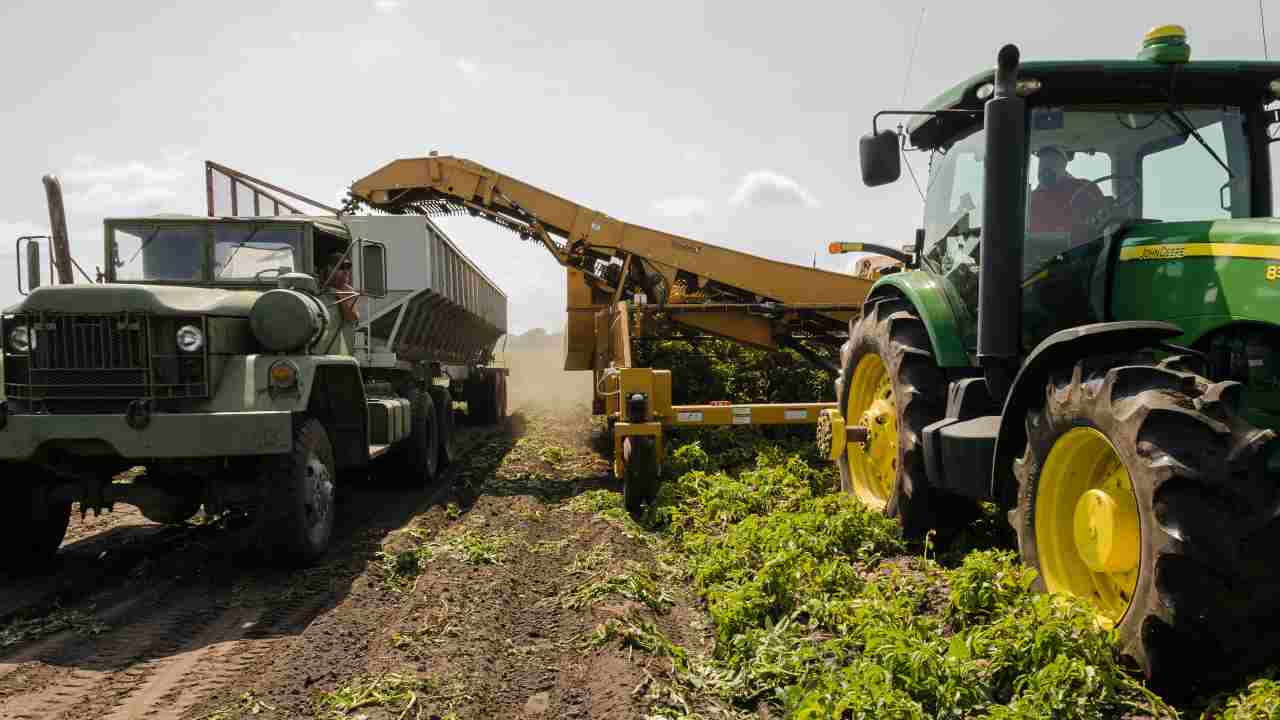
374, 0, 403, 12
650, 194, 711, 220
728, 170, 819, 209
439, 96, 458, 114
59, 151, 197, 216
456, 57, 488, 85
351, 38, 401, 71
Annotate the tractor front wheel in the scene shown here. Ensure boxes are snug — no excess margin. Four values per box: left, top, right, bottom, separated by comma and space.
1011, 353, 1280, 698
836, 295, 977, 542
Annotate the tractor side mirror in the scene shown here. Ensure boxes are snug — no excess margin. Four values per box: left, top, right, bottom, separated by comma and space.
859, 129, 902, 187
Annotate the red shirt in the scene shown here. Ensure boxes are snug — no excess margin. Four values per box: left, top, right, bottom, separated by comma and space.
1028, 177, 1104, 239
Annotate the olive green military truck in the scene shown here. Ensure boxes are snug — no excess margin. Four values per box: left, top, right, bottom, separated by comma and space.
1, 209, 507, 572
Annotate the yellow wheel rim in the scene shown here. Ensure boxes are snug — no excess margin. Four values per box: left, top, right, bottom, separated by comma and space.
1035, 426, 1141, 626
844, 353, 897, 510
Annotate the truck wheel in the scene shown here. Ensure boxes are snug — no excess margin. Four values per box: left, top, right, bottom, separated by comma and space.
403, 385, 440, 484
429, 386, 455, 468
836, 295, 977, 541
464, 376, 492, 426
0, 474, 71, 576
492, 372, 508, 427
622, 436, 659, 517
257, 416, 337, 566
1010, 354, 1280, 697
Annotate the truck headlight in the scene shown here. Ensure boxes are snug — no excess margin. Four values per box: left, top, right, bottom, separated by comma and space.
7, 326, 33, 354
176, 324, 204, 353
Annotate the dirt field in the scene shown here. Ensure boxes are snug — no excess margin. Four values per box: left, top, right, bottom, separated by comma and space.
0, 343, 708, 720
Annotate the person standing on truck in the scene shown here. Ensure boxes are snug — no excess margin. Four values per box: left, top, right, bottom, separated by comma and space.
320, 251, 359, 323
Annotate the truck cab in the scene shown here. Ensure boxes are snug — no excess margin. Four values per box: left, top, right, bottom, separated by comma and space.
1, 210, 507, 573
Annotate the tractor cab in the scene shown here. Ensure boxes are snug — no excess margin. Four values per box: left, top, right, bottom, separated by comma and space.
869, 25, 1280, 426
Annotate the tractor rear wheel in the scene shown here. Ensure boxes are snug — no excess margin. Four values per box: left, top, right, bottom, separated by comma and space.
836, 295, 978, 541
1010, 353, 1280, 698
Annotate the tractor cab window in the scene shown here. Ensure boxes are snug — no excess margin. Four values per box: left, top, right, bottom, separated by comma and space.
926, 127, 983, 320
921, 125, 986, 315
1023, 106, 1251, 267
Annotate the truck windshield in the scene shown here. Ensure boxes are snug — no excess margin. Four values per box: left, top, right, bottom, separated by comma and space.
111, 223, 304, 283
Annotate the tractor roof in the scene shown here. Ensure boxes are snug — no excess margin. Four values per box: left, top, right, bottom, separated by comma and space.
907, 59, 1280, 149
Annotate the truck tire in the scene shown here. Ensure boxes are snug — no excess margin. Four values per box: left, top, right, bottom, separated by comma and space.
403, 385, 440, 484
1010, 353, 1280, 698
0, 472, 71, 576
257, 416, 337, 566
464, 376, 491, 426
429, 386, 455, 468
622, 436, 659, 517
836, 295, 977, 541
493, 372, 508, 427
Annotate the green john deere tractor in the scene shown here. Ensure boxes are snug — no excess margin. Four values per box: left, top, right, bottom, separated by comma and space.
817, 25, 1280, 696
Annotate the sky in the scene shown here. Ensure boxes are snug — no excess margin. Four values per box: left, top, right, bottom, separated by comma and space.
1, 0, 1274, 333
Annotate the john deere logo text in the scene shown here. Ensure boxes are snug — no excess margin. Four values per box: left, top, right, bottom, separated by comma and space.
1132, 245, 1186, 260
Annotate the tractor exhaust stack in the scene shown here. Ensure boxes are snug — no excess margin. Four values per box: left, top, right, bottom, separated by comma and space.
977, 44, 1027, 400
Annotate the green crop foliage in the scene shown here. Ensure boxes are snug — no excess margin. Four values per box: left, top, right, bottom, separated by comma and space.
643, 436, 1177, 719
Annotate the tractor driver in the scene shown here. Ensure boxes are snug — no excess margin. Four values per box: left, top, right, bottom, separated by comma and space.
320, 251, 359, 323
1028, 145, 1106, 247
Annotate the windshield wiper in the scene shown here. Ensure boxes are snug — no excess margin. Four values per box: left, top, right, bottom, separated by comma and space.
216, 227, 263, 278
1164, 109, 1234, 178
119, 227, 162, 268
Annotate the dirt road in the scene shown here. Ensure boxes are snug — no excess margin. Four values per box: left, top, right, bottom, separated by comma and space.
0, 393, 710, 719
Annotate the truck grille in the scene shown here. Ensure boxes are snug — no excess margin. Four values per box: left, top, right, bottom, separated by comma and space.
4, 312, 209, 403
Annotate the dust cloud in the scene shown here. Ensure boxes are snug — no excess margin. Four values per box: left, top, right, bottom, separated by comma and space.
493, 330, 593, 415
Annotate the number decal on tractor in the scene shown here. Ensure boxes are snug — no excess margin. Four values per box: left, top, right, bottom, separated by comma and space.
1267, 265, 1280, 281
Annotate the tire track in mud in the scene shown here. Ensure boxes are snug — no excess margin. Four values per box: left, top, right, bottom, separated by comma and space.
0, 425, 504, 720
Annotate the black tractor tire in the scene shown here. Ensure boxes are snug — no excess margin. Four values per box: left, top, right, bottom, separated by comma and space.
256, 416, 338, 567
622, 436, 660, 517
836, 295, 978, 542
0, 470, 71, 576
428, 386, 455, 468
1010, 353, 1280, 698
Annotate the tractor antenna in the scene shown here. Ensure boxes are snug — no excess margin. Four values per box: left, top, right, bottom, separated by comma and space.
1262, 0, 1272, 59
900, 6, 927, 105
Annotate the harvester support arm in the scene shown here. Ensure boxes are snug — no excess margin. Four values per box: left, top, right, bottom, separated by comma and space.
349, 155, 873, 370
350, 155, 872, 312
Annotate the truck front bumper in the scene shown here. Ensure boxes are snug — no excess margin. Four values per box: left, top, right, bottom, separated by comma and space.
0, 408, 293, 461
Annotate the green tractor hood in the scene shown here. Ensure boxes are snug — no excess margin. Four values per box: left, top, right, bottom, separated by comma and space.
1111, 218, 1280, 342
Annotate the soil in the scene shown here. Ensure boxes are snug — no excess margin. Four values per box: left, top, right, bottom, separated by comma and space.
0, 346, 715, 720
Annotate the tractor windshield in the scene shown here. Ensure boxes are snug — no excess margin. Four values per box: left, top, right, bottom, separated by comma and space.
922, 105, 1251, 279
919, 103, 1252, 350
1022, 105, 1250, 269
